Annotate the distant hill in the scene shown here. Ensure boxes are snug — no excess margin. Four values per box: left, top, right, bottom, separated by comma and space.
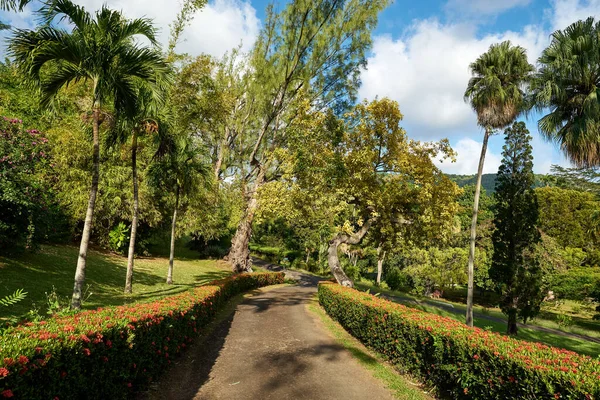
448, 173, 548, 193
447, 174, 498, 193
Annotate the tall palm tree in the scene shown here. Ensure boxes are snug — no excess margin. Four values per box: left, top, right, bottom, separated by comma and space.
148, 136, 210, 285
463, 41, 534, 326
9, 0, 169, 309
531, 17, 600, 167
112, 84, 171, 294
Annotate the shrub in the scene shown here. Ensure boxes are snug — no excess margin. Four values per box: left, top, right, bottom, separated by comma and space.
384, 268, 412, 291
0, 272, 284, 399
318, 282, 600, 399
551, 268, 600, 301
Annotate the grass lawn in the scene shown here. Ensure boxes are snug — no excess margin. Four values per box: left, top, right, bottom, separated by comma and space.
0, 243, 230, 321
355, 281, 600, 358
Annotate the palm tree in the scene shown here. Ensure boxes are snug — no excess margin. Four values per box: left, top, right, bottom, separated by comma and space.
9, 0, 169, 309
148, 136, 210, 284
463, 41, 534, 326
531, 17, 600, 167
112, 84, 171, 294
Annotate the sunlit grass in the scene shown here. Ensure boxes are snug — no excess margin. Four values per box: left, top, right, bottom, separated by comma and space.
0, 243, 230, 320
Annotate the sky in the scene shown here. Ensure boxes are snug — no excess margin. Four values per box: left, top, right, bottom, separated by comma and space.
2, 0, 600, 175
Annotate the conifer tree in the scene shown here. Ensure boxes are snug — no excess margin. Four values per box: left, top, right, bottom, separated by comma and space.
490, 121, 543, 335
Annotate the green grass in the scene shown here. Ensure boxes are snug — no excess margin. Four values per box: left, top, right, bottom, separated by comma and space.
355, 281, 600, 358
0, 243, 230, 320
307, 296, 433, 400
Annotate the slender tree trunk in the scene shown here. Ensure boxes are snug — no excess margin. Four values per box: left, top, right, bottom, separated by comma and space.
167, 187, 180, 284
71, 106, 101, 310
466, 127, 491, 327
507, 307, 518, 335
376, 244, 385, 286
327, 218, 375, 287
124, 132, 139, 294
214, 127, 228, 181
305, 248, 310, 264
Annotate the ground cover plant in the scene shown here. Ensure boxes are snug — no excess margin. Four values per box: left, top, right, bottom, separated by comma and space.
319, 282, 600, 399
0, 272, 284, 399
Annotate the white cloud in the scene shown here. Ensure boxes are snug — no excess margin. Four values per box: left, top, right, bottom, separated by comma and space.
446, 0, 532, 16
359, 20, 547, 138
73, 0, 260, 57
550, 0, 600, 31
435, 137, 502, 174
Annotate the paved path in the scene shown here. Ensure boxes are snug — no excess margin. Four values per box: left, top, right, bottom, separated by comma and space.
141, 260, 395, 400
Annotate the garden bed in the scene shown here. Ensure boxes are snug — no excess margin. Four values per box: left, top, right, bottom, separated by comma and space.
318, 281, 600, 399
0, 272, 284, 399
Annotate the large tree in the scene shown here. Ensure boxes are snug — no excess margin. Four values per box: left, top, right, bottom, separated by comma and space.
490, 121, 542, 335
226, 0, 389, 273
463, 41, 534, 326
9, 0, 169, 309
531, 17, 600, 167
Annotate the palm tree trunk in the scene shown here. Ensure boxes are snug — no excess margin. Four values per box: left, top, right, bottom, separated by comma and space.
167, 187, 180, 284
71, 106, 101, 310
466, 127, 491, 327
125, 131, 139, 294
376, 244, 385, 286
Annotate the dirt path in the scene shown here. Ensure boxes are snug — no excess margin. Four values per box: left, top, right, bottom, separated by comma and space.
140, 262, 396, 400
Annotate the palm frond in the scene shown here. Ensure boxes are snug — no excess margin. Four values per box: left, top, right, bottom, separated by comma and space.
0, 289, 27, 307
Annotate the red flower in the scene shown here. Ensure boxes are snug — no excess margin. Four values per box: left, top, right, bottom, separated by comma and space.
17, 356, 28, 365
0, 368, 8, 377
1, 390, 13, 398
82, 348, 91, 356
473, 354, 479, 360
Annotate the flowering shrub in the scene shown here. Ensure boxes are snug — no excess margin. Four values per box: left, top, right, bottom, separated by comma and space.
0, 272, 284, 399
0, 116, 65, 250
318, 282, 600, 399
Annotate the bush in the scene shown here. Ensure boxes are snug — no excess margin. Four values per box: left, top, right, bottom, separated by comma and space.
318, 282, 600, 399
384, 268, 412, 291
0, 272, 284, 399
551, 268, 600, 301
249, 244, 301, 264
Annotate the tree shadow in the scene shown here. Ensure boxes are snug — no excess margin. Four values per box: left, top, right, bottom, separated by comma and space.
137, 308, 236, 400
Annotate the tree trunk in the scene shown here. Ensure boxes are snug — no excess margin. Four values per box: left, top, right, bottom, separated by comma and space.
376, 244, 385, 286
466, 127, 491, 327
71, 106, 101, 310
305, 248, 310, 264
228, 169, 266, 273
228, 195, 257, 273
327, 218, 375, 287
507, 307, 518, 335
124, 131, 139, 294
167, 187, 180, 285
214, 129, 226, 181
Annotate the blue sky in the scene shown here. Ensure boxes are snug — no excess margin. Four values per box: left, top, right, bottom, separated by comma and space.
2, 0, 600, 174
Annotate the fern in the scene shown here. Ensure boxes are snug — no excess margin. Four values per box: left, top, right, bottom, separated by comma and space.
0, 289, 27, 306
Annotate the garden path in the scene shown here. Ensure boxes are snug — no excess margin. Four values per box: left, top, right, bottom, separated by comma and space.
141, 260, 396, 400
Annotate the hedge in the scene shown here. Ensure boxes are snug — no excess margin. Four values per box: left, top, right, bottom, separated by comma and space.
318, 282, 600, 399
0, 272, 284, 399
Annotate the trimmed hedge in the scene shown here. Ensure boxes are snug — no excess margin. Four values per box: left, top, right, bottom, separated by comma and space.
318, 282, 600, 399
0, 272, 284, 399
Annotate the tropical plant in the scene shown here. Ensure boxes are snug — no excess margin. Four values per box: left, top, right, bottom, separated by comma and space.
9, 0, 169, 309
463, 41, 534, 326
531, 17, 600, 167
148, 136, 211, 284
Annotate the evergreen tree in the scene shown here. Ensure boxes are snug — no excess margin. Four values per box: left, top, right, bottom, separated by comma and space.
490, 121, 543, 335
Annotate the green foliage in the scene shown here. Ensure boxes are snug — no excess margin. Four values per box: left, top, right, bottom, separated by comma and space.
0, 272, 284, 399
464, 41, 534, 129
551, 268, 600, 301
531, 17, 600, 167
108, 222, 130, 255
491, 122, 543, 330
318, 282, 600, 399
536, 186, 598, 250
383, 268, 412, 291
0, 289, 27, 307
